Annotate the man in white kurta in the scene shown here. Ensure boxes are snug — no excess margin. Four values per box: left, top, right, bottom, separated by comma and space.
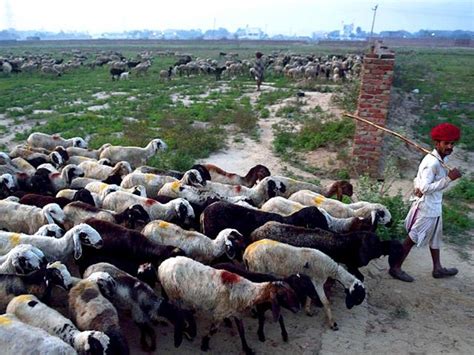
389, 123, 462, 282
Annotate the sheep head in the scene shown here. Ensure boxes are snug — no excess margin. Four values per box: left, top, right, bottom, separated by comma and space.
221, 229, 246, 260
74, 331, 110, 355
344, 280, 365, 309
70, 223, 103, 259
151, 139, 167, 153
43, 203, 66, 225
72, 137, 87, 149
270, 281, 300, 322
46, 261, 73, 290
11, 244, 47, 274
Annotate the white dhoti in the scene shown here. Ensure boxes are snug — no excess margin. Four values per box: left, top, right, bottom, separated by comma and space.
405, 201, 443, 249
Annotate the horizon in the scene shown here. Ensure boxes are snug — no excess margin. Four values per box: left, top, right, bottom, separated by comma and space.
1, 0, 473, 36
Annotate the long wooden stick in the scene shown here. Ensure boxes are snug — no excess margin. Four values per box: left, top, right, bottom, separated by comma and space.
344, 112, 452, 170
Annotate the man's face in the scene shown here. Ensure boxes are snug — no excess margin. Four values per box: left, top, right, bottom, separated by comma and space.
435, 140, 456, 157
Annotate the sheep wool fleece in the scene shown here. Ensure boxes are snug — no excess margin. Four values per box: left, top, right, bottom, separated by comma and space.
405, 149, 451, 248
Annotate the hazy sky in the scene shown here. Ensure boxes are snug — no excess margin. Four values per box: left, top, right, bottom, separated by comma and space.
1, 0, 472, 35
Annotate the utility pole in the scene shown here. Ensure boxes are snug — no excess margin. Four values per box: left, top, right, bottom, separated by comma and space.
369, 4, 378, 47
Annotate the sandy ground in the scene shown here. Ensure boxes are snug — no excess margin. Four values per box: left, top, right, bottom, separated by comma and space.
2, 85, 473, 354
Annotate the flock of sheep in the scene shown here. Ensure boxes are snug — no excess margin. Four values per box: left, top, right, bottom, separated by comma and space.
0, 49, 363, 83
0, 132, 402, 354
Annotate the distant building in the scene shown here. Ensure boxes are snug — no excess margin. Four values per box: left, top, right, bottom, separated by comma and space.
235, 26, 265, 40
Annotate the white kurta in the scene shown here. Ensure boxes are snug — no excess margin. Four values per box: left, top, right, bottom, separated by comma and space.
405, 149, 452, 248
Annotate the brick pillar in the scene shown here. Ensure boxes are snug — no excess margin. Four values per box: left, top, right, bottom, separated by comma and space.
353, 44, 395, 177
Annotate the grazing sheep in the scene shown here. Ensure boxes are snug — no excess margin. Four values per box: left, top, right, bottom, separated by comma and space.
76, 218, 185, 276
0, 261, 72, 312
0, 201, 65, 234
69, 272, 130, 355
7, 294, 110, 355
250, 221, 403, 281
201, 201, 328, 240
64, 202, 150, 229
84, 262, 196, 352
261, 197, 375, 233
0, 223, 103, 262
202, 163, 271, 187
99, 139, 167, 168
119, 71, 130, 80
271, 176, 353, 201
0, 313, 76, 354
243, 239, 366, 330
0, 244, 47, 275
27, 132, 87, 151
142, 221, 245, 263
289, 190, 392, 225
102, 191, 195, 226
158, 256, 300, 354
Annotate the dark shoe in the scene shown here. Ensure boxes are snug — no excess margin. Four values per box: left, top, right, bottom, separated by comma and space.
432, 267, 458, 278
389, 268, 414, 282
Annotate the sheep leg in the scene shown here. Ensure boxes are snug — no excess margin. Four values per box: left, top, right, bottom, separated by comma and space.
348, 267, 364, 282
234, 317, 254, 355
315, 284, 338, 330
137, 322, 156, 352
304, 296, 314, 316
256, 304, 267, 342
201, 322, 219, 352
223, 317, 233, 328
278, 314, 288, 342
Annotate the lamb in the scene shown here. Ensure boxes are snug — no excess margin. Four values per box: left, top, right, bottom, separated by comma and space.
0, 223, 103, 263
84, 262, 196, 352
64, 201, 150, 229
99, 138, 167, 168
102, 191, 195, 226
158, 256, 300, 354
79, 160, 132, 181
201, 201, 328, 240
0, 313, 76, 354
270, 176, 353, 201
27, 132, 87, 151
120, 171, 177, 197
243, 239, 366, 330
0, 244, 47, 275
7, 294, 110, 355
289, 190, 392, 225
142, 220, 245, 263
0, 201, 65, 234
202, 163, 271, 187
69, 272, 130, 355
213, 262, 319, 342
0, 261, 72, 312
261, 197, 375, 233
76, 218, 185, 276
250, 221, 403, 281
198, 176, 287, 207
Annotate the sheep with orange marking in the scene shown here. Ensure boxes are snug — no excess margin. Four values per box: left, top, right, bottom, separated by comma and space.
158, 256, 300, 354
7, 294, 110, 354
0, 313, 76, 354
288, 190, 392, 225
243, 239, 366, 330
142, 220, 245, 263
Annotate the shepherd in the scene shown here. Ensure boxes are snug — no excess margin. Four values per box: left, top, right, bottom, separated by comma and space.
253, 51, 265, 91
389, 122, 462, 282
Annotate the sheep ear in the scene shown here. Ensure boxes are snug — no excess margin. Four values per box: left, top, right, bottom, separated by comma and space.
224, 239, 236, 259
371, 210, 377, 225
267, 180, 277, 198
271, 291, 281, 322
73, 232, 82, 259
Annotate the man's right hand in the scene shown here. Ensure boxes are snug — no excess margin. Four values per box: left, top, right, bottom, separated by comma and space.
448, 168, 462, 181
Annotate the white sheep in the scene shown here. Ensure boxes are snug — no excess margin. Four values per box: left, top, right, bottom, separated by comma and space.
270, 176, 353, 200
158, 256, 300, 353
27, 132, 87, 151
34, 223, 65, 238
0, 223, 103, 262
48, 164, 85, 192
120, 71, 130, 80
0, 201, 65, 234
289, 190, 392, 225
66, 144, 111, 160
102, 191, 195, 224
261, 196, 373, 233
85, 181, 146, 199
243, 239, 366, 330
0, 244, 47, 275
7, 294, 110, 354
79, 160, 132, 180
120, 172, 176, 197
0, 313, 77, 354
99, 138, 167, 168
142, 221, 243, 263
